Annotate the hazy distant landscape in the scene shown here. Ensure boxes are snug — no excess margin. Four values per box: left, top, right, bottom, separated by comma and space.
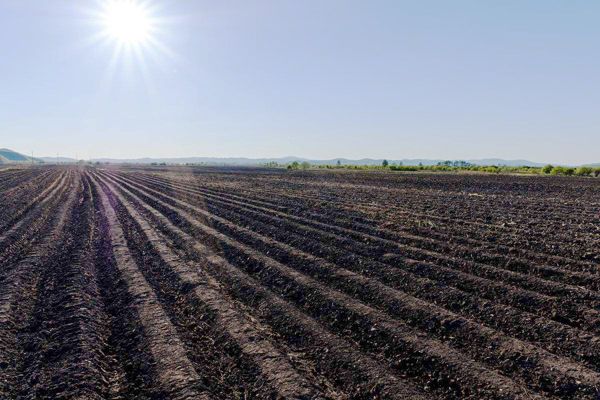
41, 155, 551, 167
0, 148, 594, 168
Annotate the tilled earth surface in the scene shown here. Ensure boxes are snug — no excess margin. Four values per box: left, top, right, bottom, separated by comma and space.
0, 165, 599, 399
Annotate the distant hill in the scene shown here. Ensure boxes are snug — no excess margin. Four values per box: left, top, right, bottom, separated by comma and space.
468, 159, 546, 167
0, 148, 42, 164
14, 150, 573, 167
39, 156, 78, 163
86, 156, 547, 167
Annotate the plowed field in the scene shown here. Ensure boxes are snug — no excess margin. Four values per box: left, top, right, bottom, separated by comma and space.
0, 166, 598, 399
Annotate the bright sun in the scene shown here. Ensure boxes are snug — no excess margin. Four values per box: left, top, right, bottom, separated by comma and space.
102, 0, 153, 44
89, 0, 172, 81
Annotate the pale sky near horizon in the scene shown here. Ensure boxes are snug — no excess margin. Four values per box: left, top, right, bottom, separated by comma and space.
0, 1, 598, 164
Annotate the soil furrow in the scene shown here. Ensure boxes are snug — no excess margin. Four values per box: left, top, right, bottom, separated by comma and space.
98, 170, 543, 400
126, 172, 600, 294
104, 172, 600, 342
1, 166, 596, 399
93, 175, 211, 400
94, 173, 325, 399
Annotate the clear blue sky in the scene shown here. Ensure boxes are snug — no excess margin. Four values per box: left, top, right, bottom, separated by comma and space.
1, 0, 598, 164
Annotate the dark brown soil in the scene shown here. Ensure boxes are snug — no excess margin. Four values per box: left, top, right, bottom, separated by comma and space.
0, 165, 598, 399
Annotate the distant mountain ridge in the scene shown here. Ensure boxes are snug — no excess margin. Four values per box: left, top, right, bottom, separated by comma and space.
39, 156, 79, 163
82, 156, 548, 167
13, 150, 594, 167
0, 148, 41, 164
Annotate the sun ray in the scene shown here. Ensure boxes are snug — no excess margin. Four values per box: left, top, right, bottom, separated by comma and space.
131, 42, 157, 97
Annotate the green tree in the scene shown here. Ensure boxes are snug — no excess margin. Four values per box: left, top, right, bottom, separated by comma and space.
541, 164, 553, 174
575, 166, 593, 176
382, 159, 389, 167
